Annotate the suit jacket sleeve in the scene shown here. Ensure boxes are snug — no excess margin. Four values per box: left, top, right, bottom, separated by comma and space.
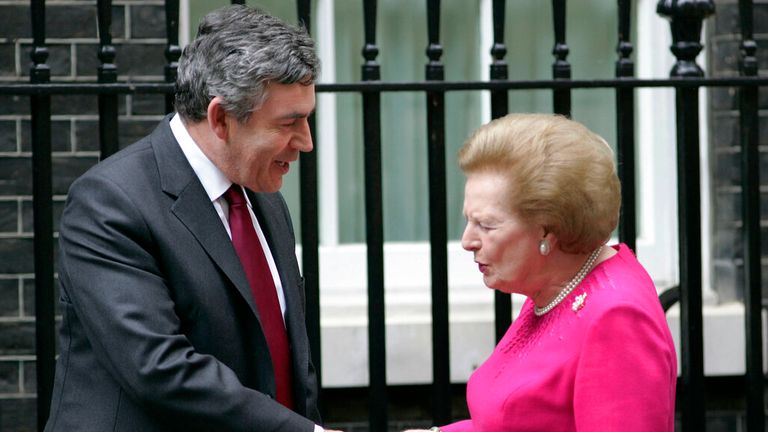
57, 172, 316, 432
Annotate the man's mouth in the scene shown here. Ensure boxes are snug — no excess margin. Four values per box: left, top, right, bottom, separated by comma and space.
276, 160, 290, 174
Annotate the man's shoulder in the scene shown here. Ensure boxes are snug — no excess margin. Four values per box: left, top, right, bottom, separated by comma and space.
80, 138, 153, 186
78, 118, 173, 185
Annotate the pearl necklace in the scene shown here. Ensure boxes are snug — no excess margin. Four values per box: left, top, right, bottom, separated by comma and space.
534, 247, 602, 316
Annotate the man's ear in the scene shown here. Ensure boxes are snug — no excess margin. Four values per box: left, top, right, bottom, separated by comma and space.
207, 96, 229, 141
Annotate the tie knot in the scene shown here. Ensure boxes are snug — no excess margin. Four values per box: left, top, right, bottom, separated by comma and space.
224, 185, 247, 207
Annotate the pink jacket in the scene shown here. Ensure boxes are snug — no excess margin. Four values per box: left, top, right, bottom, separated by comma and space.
442, 244, 677, 432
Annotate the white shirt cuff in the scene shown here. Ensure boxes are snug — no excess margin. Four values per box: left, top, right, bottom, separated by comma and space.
314, 425, 324, 432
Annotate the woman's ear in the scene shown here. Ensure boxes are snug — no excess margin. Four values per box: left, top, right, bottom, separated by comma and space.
207, 97, 229, 141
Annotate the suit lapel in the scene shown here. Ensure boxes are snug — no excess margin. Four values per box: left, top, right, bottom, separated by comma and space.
150, 116, 259, 318
248, 193, 297, 297
249, 191, 311, 416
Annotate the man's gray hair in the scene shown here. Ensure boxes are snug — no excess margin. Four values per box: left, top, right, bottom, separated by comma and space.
174, 5, 319, 123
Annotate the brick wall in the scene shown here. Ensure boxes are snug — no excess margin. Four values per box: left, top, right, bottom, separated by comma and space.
0, 1, 168, 430
708, 0, 768, 303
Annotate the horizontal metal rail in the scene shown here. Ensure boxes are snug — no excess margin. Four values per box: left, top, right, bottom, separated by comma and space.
1, 76, 766, 96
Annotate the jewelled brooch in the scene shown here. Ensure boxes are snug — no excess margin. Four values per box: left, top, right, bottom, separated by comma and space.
572, 292, 587, 313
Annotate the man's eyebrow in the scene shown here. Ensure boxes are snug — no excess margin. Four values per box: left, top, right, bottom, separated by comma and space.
279, 109, 315, 120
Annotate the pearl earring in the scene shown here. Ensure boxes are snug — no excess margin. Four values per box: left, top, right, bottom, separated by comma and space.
539, 239, 551, 256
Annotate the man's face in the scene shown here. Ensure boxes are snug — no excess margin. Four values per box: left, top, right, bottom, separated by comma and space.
218, 82, 315, 192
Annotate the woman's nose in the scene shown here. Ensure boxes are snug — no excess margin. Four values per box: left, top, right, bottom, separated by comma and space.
461, 226, 479, 251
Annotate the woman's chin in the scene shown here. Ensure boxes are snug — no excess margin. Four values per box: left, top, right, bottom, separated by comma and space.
485, 279, 516, 295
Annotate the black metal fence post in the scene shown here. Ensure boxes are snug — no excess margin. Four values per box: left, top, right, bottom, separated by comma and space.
657, 1, 715, 431
296, 0, 323, 401
164, 0, 180, 114
361, 1, 387, 430
615, 0, 637, 252
551, 0, 571, 117
673, 67, 706, 432
737, 1, 764, 431
425, 0, 451, 425
29, 0, 55, 429
490, 0, 512, 344
97, 0, 119, 159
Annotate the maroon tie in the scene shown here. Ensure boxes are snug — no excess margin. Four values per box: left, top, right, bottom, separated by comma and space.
224, 185, 294, 409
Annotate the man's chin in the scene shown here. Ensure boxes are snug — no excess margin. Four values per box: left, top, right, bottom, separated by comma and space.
261, 180, 283, 194
244, 178, 283, 193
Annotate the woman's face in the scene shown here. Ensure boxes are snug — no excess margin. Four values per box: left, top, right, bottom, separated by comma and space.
461, 171, 545, 296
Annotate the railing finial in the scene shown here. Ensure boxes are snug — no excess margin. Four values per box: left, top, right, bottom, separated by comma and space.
297, 0, 311, 32
656, 0, 716, 77
616, 0, 634, 77
30, 0, 50, 84
739, 0, 757, 77
426, 0, 443, 79
97, 0, 117, 83
362, 0, 380, 81
551, 0, 571, 116
490, 0, 508, 80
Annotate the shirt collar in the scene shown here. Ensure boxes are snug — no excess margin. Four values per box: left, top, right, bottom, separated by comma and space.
170, 114, 232, 202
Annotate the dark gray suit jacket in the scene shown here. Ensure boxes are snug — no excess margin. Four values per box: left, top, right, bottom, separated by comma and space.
45, 116, 321, 432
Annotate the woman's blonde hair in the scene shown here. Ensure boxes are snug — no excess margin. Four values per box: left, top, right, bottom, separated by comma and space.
459, 113, 621, 254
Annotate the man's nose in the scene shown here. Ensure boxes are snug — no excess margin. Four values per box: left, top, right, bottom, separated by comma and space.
294, 119, 313, 152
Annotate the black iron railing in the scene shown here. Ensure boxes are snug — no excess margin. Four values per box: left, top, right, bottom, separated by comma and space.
0, 1, 766, 431
738, 1, 764, 431
28, 0, 55, 428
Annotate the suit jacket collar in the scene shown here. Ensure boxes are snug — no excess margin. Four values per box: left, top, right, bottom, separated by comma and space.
149, 116, 260, 318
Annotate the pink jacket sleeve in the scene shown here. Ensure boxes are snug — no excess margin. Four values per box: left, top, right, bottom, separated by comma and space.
573, 304, 677, 431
